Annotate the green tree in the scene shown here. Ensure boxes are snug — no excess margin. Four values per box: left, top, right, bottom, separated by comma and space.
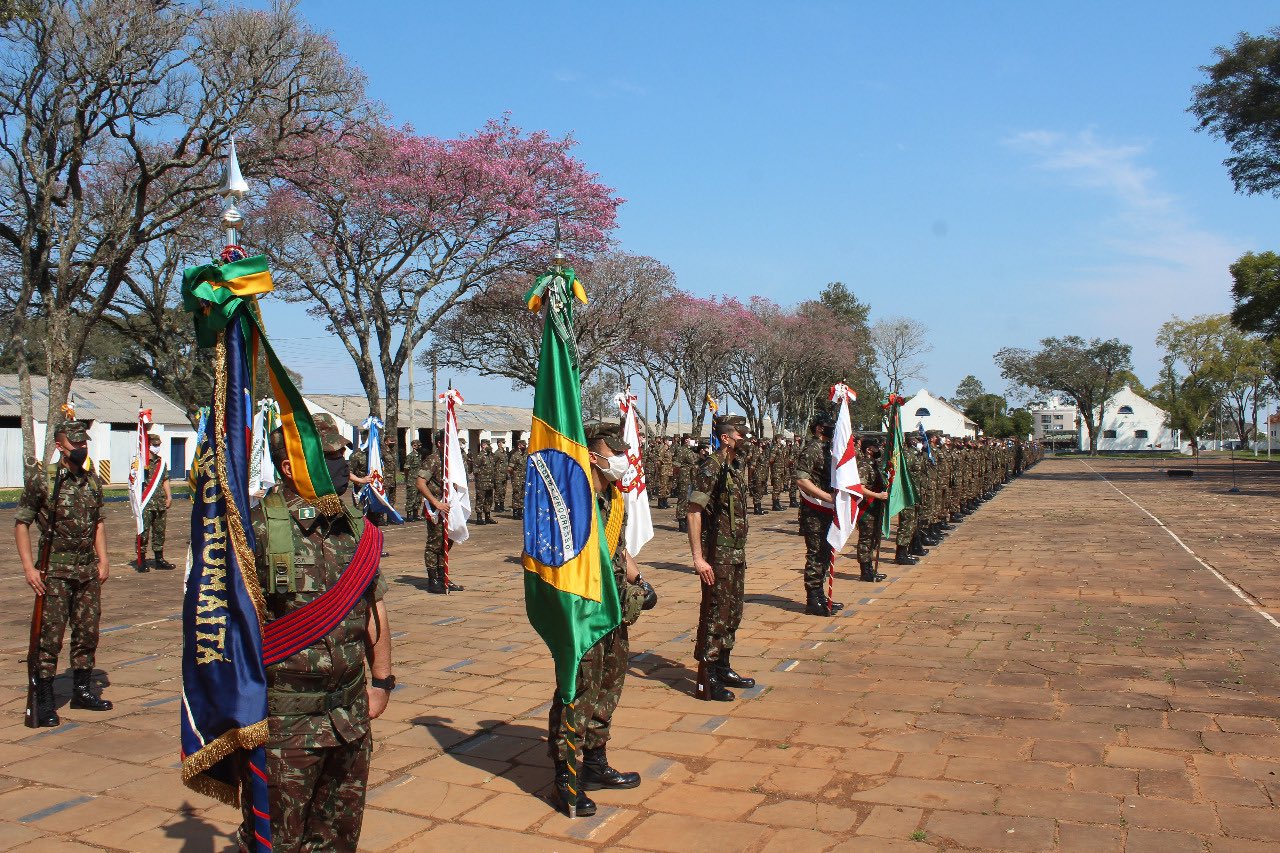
1191, 29, 1280, 196
953, 375, 985, 409
1229, 251, 1280, 342
963, 393, 1007, 435
995, 336, 1133, 455
1009, 408, 1034, 439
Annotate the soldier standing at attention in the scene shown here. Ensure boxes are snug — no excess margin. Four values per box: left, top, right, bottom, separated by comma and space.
138, 432, 175, 571
473, 439, 496, 524
15, 419, 113, 726
653, 438, 673, 509
687, 414, 757, 702
241, 414, 394, 852
856, 437, 888, 583
508, 439, 529, 520
674, 435, 695, 532
547, 422, 646, 818
401, 439, 423, 522
416, 430, 462, 594
493, 437, 510, 513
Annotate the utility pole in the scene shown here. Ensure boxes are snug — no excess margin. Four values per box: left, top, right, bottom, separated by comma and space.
431, 351, 439, 431
407, 347, 415, 446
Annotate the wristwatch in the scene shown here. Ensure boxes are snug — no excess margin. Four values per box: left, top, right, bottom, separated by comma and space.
370, 675, 396, 691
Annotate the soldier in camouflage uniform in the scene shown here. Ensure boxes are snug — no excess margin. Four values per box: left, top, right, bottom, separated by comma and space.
748, 438, 770, 514
472, 439, 496, 524
673, 435, 696, 532
687, 414, 756, 702
547, 423, 646, 818
138, 432, 175, 571
793, 414, 840, 616
508, 439, 528, 519
15, 419, 113, 727
893, 440, 925, 566
415, 430, 462, 594
768, 436, 787, 512
492, 437, 510, 512
401, 440, 423, 521
653, 438, 673, 509
239, 414, 394, 853
856, 438, 888, 583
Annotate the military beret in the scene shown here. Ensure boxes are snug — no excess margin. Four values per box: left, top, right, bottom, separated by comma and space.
713, 414, 748, 434
54, 420, 89, 443
583, 421, 629, 454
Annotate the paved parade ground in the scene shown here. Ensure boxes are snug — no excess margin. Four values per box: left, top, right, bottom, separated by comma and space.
1, 455, 1278, 852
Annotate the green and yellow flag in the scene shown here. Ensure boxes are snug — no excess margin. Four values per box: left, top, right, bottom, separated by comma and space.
521, 266, 622, 703
880, 394, 918, 536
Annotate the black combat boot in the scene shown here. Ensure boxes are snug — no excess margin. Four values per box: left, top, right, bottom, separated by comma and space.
69, 669, 112, 711
444, 576, 464, 592
909, 533, 929, 558
32, 677, 59, 727
789, 495, 798, 508
153, 551, 175, 570
859, 561, 887, 583
133, 556, 149, 573
894, 545, 919, 566
553, 759, 597, 817
921, 527, 941, 546
695, 661, 735, 701
657, 497, 668, 510
716, 649, 756, 689
581, 745, 641, 790
753, 502, 763, 515
496, 501, 505, 512
772, 496, 782, 511
514, 508, 523, 520
805, 587, 833, 616
678, 517, 688, 533
426, 567, 446, 595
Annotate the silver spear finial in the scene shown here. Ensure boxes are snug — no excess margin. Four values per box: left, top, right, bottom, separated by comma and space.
220, 137, 249, 248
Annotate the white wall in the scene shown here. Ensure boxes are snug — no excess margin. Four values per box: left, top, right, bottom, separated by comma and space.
1080, 388, 1180, 452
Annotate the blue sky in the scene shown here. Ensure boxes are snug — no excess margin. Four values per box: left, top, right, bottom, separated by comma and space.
265, 1, 1280, 408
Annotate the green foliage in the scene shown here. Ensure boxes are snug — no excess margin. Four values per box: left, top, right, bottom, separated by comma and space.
1157, 313, 1271, 445
1191, 29, 1280, 196
953, 374, 985, 409
815, 282, 881, 428
1009, 408, 1034, 438
963, 393, 1007, 435
1229, 251, 1280, 341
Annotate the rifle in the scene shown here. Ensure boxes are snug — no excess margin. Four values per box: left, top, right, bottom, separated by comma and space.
25, 465, 66, 727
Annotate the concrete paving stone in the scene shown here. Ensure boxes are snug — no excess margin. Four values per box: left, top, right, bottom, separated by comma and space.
854, 804, 923, 838
1057, 821, 1123, 853
1120, 828, 1208, 853
1215, 803, 1280, 842
1122, 795, 1219, 835
625, 812, 770, 853
923, 810, 1056, 852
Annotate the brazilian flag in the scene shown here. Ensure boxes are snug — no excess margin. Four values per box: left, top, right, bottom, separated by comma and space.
880, 395, 919, 536
522, 265, 621, 704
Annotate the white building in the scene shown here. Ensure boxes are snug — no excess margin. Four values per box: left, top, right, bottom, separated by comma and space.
1028, 396, 1079, 442
901, 389, 979, 438
304, 394, 533, 457
0, 375, 197, 487
1078, 386, 1180, 452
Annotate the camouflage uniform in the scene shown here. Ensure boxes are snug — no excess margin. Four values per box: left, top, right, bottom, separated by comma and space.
239, 483, 387, 853
690, 451, 749, 664
748, 442, 769, 513
855, 452, 881, 565
401, 445, 422, 520
417, 453, 447, 586
348, 449, 367, 507
472, 445, 496, 521
139, 451, 167, 552
492, 443, 510, 511
548, 486, 630, 761
769, 440, 788, 509
794, 436, 834, 593
17, 460, 104, 680
896, 449, 923, 548
508, 445, 528, 517
653, 442, 673, 506
673, 440, 695, 525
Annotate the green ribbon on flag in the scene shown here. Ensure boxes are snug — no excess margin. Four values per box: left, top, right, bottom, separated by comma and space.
880, 398, 919, 537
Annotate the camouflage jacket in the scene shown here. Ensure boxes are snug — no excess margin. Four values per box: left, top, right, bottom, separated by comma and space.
348, 450, 368, 479
251, 485, 387, 749
16, 462, 103, 579
793, 437, 830, 488
472, 450, 497, 487
416, 454, 443, 502
689, 450, 749, 564
508, 450, 528, 484
401, 450, 421, 476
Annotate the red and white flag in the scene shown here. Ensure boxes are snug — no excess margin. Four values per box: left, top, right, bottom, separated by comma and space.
826, 383, 863, 552
128, 407, 164, 534
615, 390, 654, 556
438, 388, 472, 543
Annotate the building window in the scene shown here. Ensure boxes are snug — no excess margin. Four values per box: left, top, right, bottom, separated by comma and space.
1053, 414, 1063, 420
1135, 429, 1149, 439
1117, 405, 1134, 415
1041, 415, 1051, 424
1103, 429, 1117, 439
915, 408, 930, 417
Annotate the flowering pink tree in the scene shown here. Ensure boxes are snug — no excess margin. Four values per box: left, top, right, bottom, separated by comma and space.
254, 115, 621, 440
645, 294, 738, 437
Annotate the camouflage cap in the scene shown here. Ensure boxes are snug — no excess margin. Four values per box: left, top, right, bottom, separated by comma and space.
583, 421, 629, 454
148, 433, 162, 446
712, 413, 748, 435
54, 420, 89, 443
315, 413, 350, 454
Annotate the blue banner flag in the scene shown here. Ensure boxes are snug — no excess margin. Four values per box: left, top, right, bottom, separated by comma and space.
180, 318, 272, 851
357, 416, 404, 523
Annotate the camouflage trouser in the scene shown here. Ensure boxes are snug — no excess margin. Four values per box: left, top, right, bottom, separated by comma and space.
385, 484, 397, 510
749, 481, 766, 508
404, 483, 423, 519
798, 505, 832, 591
475, 486, 494, 515
895, 507, 916, 547
494, 478, 508, 509
674, 473, 690, 520
655, 474, 672, 501
694, 561, 745, 663
140, 504, 166, 551
789, 476, 798, 504
856, 507, 879, 564
512, 477, 526, 512
38, 572, 101, 679
423, 515, 446, 575
771, 474, 786, 499
239, 734, 372, 853
547, 624, 629, 761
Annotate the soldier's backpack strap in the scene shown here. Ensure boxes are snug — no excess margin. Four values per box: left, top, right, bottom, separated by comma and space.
262, 491, 297, 594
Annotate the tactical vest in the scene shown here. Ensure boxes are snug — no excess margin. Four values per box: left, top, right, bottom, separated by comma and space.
262, 491, 365, 594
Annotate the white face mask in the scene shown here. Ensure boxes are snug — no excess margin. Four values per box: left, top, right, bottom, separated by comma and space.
605, 453, 630, 482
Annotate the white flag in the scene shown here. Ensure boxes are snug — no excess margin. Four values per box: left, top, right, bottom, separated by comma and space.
826, 383, 863, 552
440, 389, 472, 543
128, 408, 162, 534
615, 390, 654, 556
250, 399, 278, 505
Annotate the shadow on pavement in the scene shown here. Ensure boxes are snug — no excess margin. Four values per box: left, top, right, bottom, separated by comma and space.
409, 715, 551, 797
164, 802, 232, 853
628, 652, 696, 695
